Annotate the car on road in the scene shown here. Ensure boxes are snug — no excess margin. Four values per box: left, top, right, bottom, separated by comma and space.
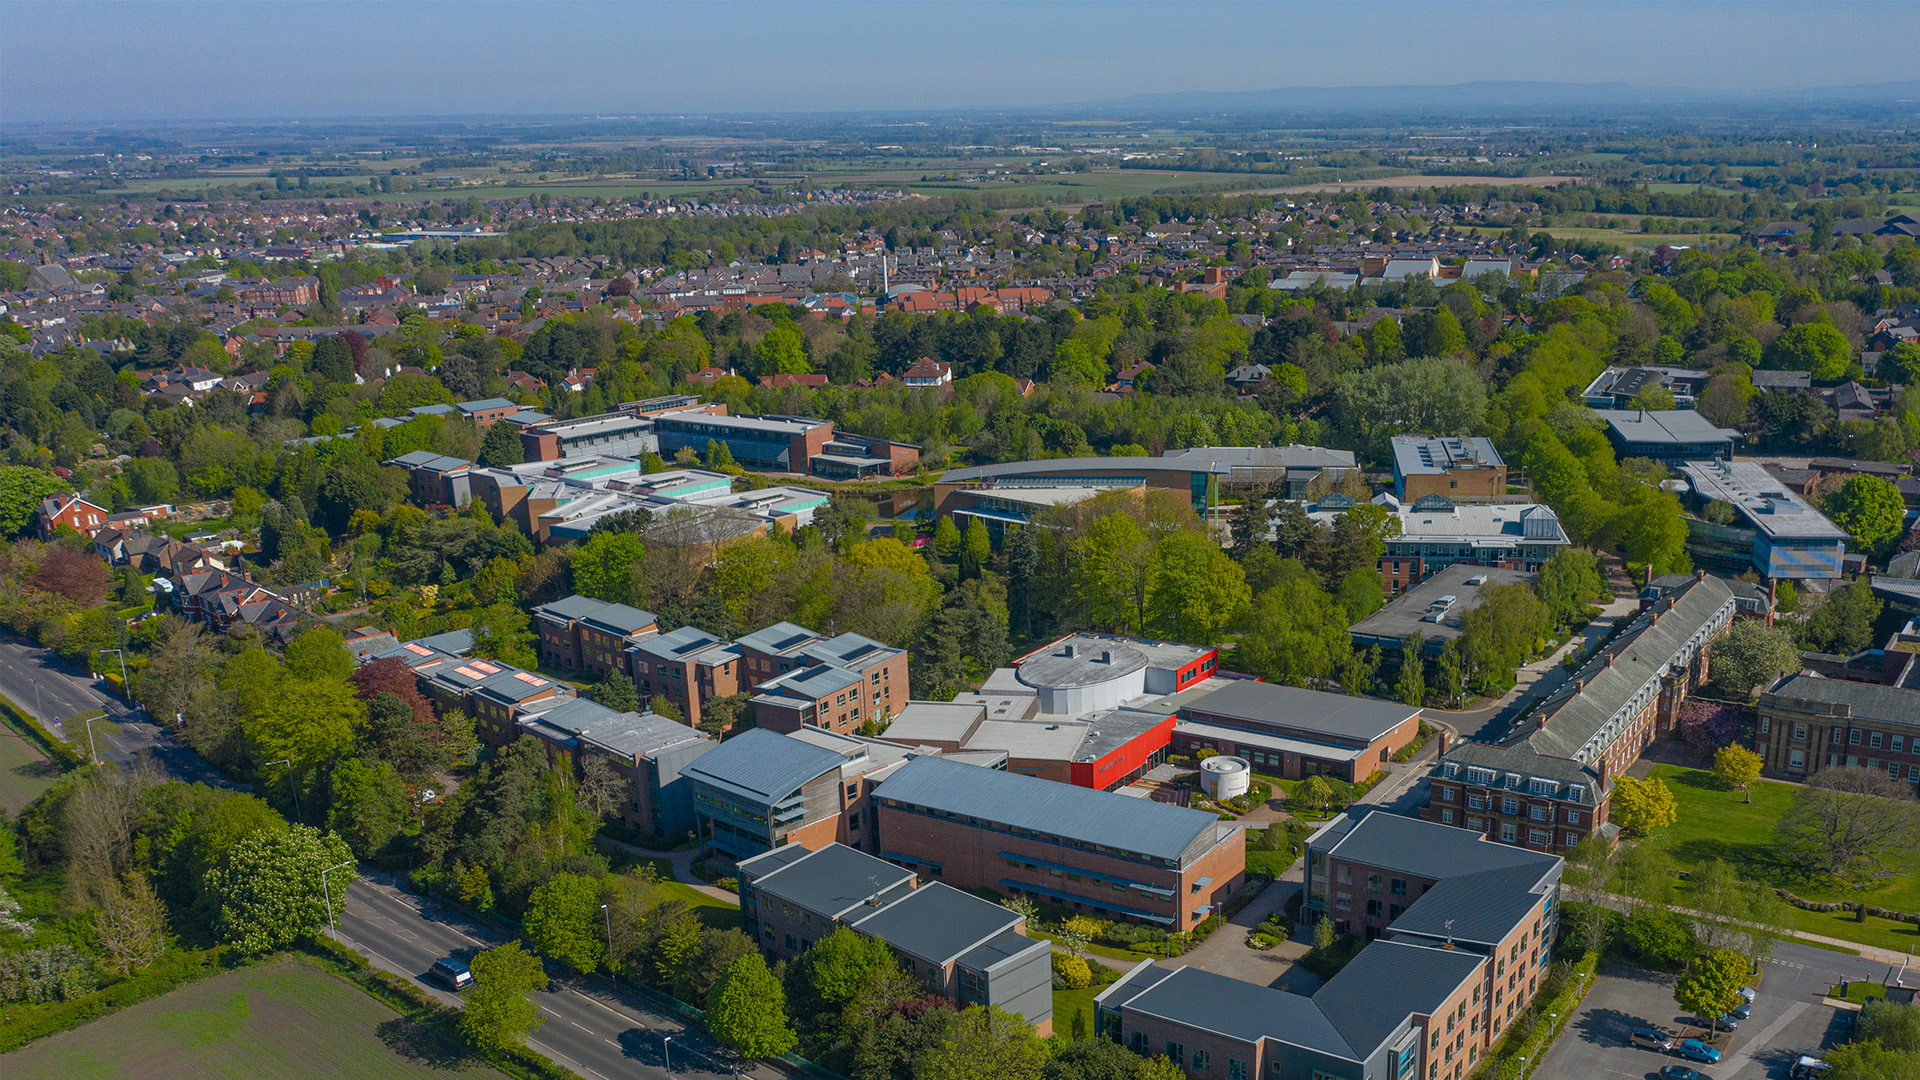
429, 957, 473, 990
1658, 1066, 1702, 1080
1674, 1040, 1722, 1065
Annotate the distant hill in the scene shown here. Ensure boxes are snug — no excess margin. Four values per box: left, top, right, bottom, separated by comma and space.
1072, 80, 1920, 117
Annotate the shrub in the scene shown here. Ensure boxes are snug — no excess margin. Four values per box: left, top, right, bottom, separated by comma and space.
0, 944, 96, 1003
1051, 952, 1091, 990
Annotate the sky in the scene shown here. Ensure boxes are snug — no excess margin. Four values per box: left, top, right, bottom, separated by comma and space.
2, 0, 1917, 123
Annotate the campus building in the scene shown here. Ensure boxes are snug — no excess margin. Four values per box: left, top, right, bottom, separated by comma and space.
1390, 435, 1507, 502
737, 843, 1054, 1035
1298, 493, 1569, 594
1423, 573, 1736, 854
1752, 673, 1920, 783
520, 410, 660, 461
736, 622, 910, 735
1100, 813, 1561, 1080
531, 594, 660, 677
871, 755, 1245, 929
934, 445, 1358, 522
1172, 680, 1423, 784
629, 625, 743, 732
1676, 459, 1848, 580
514, 700, 715, 836
1593, 408, 1740, 464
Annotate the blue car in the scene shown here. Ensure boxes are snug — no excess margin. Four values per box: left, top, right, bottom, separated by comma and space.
1675, 1040, 1722, 1065
1659, 1067, 1702, 1080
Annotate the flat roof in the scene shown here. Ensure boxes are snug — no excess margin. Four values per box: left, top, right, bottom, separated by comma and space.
874, 756, 1227, 864
1677, 460, 1849, 542
1018, 640, 1149, 689
1349, 564, 1537, 645
1593, 409, 1739, 446
1174, 719, 1369, 762
1178, 679, 1417, 742
655, 411, 826, 436
879, 701, 985, 744
850, 881, 1023, 966
1390, 435, 1503, 477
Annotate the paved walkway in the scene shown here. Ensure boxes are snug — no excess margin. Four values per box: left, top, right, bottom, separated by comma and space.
594, 836, 738, 903
1165, 865, 1324, 991
1427, 594, 1643, 743
1585, 887, 1917, 967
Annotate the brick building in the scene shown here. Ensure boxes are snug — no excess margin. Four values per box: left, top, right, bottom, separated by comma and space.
1391, 435, 1507, 502
736, 623, 909, 734
1753, 673, 1920, 783
629, 625, 744, 732
1173, 680, 1422, 784
872, 755, 1245, 931
531, 594, 660, 677
680, 728, 932, 860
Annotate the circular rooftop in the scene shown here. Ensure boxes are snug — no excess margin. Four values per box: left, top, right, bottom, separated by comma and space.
1017, 641, 1149, 689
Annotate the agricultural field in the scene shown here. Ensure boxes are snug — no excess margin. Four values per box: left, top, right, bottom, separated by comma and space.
0, 720, 59, 816
0, 958, 506, 1080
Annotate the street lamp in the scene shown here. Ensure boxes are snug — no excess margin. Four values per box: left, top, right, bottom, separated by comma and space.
98, 648, 129, 698
600, 903, 613, 958
266, 758, 302, 821
320, 860, 354, 940
83, 714, 101, 766
662, 1034, 673, 1072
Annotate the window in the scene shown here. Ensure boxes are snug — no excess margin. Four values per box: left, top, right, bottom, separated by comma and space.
1759, 716, 1770, 735
1229, 1061, 1247, 1080
1501, 797, 1519, 815
1165, 1041, 1184, 1066
1368, 899, 1384, 918
1466, 816, 1484, 830
1786, 748, 1807, 769
1336, 894, 1352, 911
1193, 1050, 1211, 1070
1467, 794, 1486, 810
1441, 786, 1456, 802
1130, 1032, 1148, 1053
1793, 723, 1808, 741
1891, 762, 1902, 779
1499, 823, 1516, 843
1529, 805, 1550, 821
1529, 829, 1551, 845
1337, 866, 1352, 884
1565, 831, 1582, 847
1894, 735, 1906, 753
1869, 731, 1884, 749
1441, 809, 1455, 824
1392, 878, 1408, 897
1565, 810, 1581, 825
1368, 873, 1384, 892
1850, 729, 1862, 745
1834, 725, 1846, 742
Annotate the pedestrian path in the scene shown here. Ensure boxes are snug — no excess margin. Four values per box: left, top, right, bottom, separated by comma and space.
594, 835, 738, 903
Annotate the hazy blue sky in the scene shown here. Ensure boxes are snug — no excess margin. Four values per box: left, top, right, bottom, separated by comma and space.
3, 1, 1916, 122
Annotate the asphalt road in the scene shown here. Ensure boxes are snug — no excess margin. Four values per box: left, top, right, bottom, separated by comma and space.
1535, 939, 1891, 1080
0, 632, 231, 787
338, 874, 781, 1080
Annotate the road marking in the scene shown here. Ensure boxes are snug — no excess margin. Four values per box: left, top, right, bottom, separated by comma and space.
1711, 1000, 1808, 1079
529, 1038, 611, 1080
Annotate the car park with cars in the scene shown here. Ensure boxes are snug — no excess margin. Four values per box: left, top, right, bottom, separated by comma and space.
1674, 1040, 1722, 1065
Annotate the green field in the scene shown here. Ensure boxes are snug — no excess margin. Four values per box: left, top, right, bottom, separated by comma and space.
1649, 764, 1920, 954
0, 720, 60, 816
0, 957, 506, 1080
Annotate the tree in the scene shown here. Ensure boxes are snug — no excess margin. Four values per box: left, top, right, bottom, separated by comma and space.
94, 871, 168, 976
1312, 916, 1335, 951
916, 1005, 1047, 1080
525, 871, 607, 973
1624, 905, 1697, 969
461, 941, 549, 1054
1712, 745, 1764, 804
575, 754, 627, 819
1858, 997, 1920, 1054
1674, 948, 1748, 1034
1394, 638, 1426, 707
1144, 531, 1250, 642
203, 824, 354, 954
931, 515, 961, 560
571, 530, 646, 606
1534, 548, 1607, 630
706, 953, 797, 1060
1073, 512, 1153, 633
1827, 1043, 1920, 1080
1777, 767, 1920, 883
243, 677, 362, 777
284, 625, 354, 682
1610, 776, 1678, 836
1763, 321, 1852, 381
1296, 775, 1335, 814
31, 547, 110, 604
962, 517, 992, 572
755, 323, 811, 377
1823, 475, 1907, 558
1687, 858, 1786, 969
1709, 620, 1800, 698
1331, 357, 1486, 454
327, 758, 408, 858
478, 419, 525, 467
0, 466, 66, 537
1801, 578, 1883, 656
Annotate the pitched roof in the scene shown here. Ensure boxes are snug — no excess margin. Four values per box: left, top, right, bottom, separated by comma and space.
681, 728, 847, 804
849, 881, 1023, 965
874, 755, 1226, 864
1121, 966, 1355, 1058
1763, 673, 1920, 729
1312, 939, 1486, 1056
741, 842, 914, 920
1384, 864, 1552, 950
1312, 809, 1560, 882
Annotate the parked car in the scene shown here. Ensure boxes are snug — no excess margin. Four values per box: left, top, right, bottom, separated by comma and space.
429, 956, 473, 991
1696, 1014, 1740, 1031
1630, 1028, 1675, 1051
1659, 1066, 1702, 1080
1730, 1002, 1753, 1021
1791, 1055, 1831, 1079
1675, 1040, 1722, 1065
1737, 986, 1757, 1002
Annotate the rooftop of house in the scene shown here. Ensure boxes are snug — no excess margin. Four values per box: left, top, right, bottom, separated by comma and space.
1383, 863, 1555, 951
880, 701, 988, 745
849, 881, 1028, 967
1763, 672, 1920, 728
534, 595, 659, 635
1593, 408, 1741, 446
1177, 679, 1418, 743
1300, 495, 1568, 546
1390, 434, 1504, 477
1677, 460, 1850, 542
1102, 965, 1357, 1060
739, 842, 914, 921
873, 755, 1229, 864
631, 624, 735, 667
735, 621, 820, 657
1431, 742, 1602, 806
1311, 939, 1489, 1056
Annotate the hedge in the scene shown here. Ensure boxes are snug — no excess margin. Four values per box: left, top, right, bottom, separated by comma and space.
0, 946, 231, 1054
0, 690, 86, 770
1477, 950, 1601, 1080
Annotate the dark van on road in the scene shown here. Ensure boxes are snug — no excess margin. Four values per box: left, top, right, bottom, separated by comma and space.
430, 957, 473, 991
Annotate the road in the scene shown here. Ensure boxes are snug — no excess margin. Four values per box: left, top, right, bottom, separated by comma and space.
1535, 938, 1891, 1080
0, 632, 231, 787
339, 874, 781, 1080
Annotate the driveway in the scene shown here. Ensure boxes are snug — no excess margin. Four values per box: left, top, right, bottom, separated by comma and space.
1534, 939, 1888, 1080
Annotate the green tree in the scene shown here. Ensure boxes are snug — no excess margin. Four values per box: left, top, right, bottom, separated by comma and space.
1763, 321, 1853, 381
326, 758, 408, 858
1709, 619, 1800, 697
1801, 577, 1883, 656
962, 517, 992, 568
1297, 775, 1335, 814
571, 530, 646, 606
1394, 638, 1426, 707
754, 323, 811, 377
1624, 905, 1696, 969
284, 625, 354, 682
461, 941, 549, 1053
1313, 916, 1335, 950
203, 825, 354, 954
705, 438, 737, 468
525, 871, 607, 973
478, 419, 525, 467
1144, 531, 1250, 642
244, 677, 362, 777
1858, 997, 1920, 1054
705, 953, 797, 1060
916, 1005, 1047, 1080
931, 515, 961, 560
1674, 948, 1748, 1034
1712, 744, 1764, 805
1073, 512, 1153, 633
0, 466, 66, 536
1823, 474, 1907, 557
1611, 776, 1678, 836
1534, 548, 1607, 630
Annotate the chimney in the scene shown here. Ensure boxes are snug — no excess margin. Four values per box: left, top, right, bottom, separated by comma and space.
1063, 644, 1075, 658
1596, 757, 1610, 794
1100, 650, 1113, 664
1695, 568, 1706, 582
1643, 564, 1654, 589
1605, 653, 1615, 669
1574, 677, 1585, 693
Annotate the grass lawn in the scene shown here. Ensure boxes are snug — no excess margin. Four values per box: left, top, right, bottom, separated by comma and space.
0, 720, 61, 815
1648, 763, 1920, 953
624, 856, 741, 931
0, 956, 506, 1080
1053, 984, 1102, 1039
1829, 981, 1893, 1005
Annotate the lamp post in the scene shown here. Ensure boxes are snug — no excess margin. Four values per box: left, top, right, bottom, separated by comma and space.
321, 860, 353, 940
600, 903, 613, 959
267, 758, 302, 821
83, 714, 101, 766
662, 1034, 673, 1072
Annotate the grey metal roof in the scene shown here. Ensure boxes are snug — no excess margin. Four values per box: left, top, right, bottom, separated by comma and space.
534, 594, 613, 623
580, 601, 659, 635
1390, 435, 1503, 478
735, 621, 820, 656
528, 697, 619, 736
806, 632, 897, 669
580, 712, 710, 759
874, 756, 1224, 864
681, 728, 846, 804
1178, 680, 1418, 742
1386, 864, 1551, 950
1677, 460, 1848, 542
633, 624, 730, 665
747, 843, 914, 920
1594, 409, 1739, 446
761, 663, 866, 700
1764, 673, 1920, 728
411, 627, 473, 656
1123, 966, 1356, 1059
1433, 742, 1602, 805
1313, 939, 1487, 1057
1018, 640, 1149, 689
1313, 810, 1561, 882
851, 881, 1023, 965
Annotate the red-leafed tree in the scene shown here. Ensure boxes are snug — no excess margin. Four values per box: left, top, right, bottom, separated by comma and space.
348, 657, 437, 727
31, 547, 110, 605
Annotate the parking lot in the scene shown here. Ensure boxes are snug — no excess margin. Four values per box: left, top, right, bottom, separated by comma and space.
1535, 940, 1889, 1079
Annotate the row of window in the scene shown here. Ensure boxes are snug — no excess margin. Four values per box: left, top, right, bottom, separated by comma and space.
1765, 717, 1915, 755
879, 799, 1178, 868
1443, 789, 1583, 825
1438, 809, 1579, 848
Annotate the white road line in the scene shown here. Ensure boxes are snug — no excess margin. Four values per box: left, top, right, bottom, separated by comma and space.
528, 1038, 611, 1080
1711, 1000, 1809, 1080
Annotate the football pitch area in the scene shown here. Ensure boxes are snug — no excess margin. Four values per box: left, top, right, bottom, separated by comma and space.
0, 957, 508, 1080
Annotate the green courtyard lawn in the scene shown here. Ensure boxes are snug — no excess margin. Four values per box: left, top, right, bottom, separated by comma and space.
1647, 763, 1920, 953
622, 856, 741, 931
0, 956, 506, 1080
1053, 984, 1102, 1041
